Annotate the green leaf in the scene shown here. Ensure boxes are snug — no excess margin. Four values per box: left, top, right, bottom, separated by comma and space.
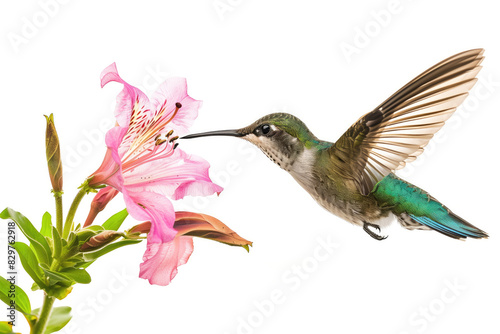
51, 227, 62, 259
0, 208, 52, 265
60, 268, 91, 284
39, 267, 73, 287
32, 306, 72, 334
0, 321, 18, 334
60, 255, 84, 268
0, 276, 31, 315
83, 239, 141, 262
0, 322, 11, 332
40, 212, 52, 238
88, 225, 105, 232
11, 242, 46, 288
67, 232, 77, 248
79, 261, 94, 269
102, 209, 128, 231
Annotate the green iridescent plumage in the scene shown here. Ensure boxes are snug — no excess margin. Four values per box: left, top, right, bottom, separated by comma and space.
372, 174, 487, 239
241, 113, 331, 150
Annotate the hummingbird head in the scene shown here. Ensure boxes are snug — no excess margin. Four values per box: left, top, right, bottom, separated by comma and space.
182, 113, 324, 171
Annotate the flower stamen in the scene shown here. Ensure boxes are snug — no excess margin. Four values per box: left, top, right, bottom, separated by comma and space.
162, 102, 182, 126
156, 138, 167, 146
122, 102, 183, 163
122, 140, 176, 174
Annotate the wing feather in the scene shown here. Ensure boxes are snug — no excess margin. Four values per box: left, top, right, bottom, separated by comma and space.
330, 49, 484, 195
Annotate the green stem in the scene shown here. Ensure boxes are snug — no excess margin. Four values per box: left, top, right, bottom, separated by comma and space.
63, 187, 88, 239
32, 294, 55, 334
54, 193, 63, 235
49, 258, 61, 272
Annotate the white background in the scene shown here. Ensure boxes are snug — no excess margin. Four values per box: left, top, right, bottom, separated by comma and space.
1, 1, 499, 333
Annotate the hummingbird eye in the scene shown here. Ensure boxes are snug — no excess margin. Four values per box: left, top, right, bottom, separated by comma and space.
253, 123, 274, 137
261, 124, 271, 135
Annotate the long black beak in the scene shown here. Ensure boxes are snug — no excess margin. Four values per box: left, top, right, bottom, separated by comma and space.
182, 129, 245, 139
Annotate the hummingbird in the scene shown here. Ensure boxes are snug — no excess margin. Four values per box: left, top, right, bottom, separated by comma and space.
183, 49, 488, 241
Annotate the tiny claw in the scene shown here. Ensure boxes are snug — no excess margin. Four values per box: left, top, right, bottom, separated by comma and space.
363, 222, 388, 241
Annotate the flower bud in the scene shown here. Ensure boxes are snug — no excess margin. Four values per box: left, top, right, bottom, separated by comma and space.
44, 114, 63, 195
80, 230, 122, 251
174, 211, 252, 251
128, 212, 253, 251
83, 186, 119, 227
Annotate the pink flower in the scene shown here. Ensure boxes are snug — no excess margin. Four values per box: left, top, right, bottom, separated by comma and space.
88, 63, 223, 285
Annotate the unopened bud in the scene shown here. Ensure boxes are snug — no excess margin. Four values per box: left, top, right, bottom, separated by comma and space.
80, 230, 122, 251
44, 114, 63, 195
83, 186, 119, 227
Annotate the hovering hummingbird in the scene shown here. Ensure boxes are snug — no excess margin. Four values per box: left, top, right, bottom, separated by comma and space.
183, 49, 488, 241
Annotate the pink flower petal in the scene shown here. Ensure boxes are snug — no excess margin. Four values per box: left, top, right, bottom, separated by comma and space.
150, 77, 188, 112
101, 63, 152, 151
172, 180, 223, 200
122, 188, 177, 243
139, 236, 194, 286
150, 78, 202, 137
169, 95, 202, 137
170, 151, 223, 199
123, 149, 223, 199
105, 125, 130, 164
87, 148, 123, 190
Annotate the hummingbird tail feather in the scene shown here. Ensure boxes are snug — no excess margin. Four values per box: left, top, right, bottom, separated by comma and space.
372, 174, 488, 240
404, 213, 487, 239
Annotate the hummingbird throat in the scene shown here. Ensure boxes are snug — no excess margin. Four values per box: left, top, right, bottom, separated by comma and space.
250, 134, 310, 173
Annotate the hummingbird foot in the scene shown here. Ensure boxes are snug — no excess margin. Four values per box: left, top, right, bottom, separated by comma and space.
363, 222, 388, 241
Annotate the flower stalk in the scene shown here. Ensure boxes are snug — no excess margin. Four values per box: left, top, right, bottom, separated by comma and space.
63, 181, 92, 238
32, 294, 55, 334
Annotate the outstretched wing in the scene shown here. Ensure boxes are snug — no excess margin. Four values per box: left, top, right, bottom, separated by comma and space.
330, 49, 484, 195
